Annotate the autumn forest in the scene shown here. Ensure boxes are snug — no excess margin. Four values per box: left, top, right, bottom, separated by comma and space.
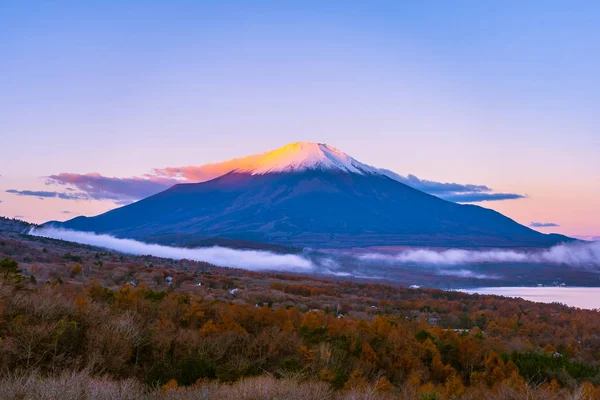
0, 219, 599, 399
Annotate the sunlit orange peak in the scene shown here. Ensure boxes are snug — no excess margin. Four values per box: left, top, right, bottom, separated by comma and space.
236, 142, 377, 175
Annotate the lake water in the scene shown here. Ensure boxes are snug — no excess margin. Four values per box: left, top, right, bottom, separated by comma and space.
462, 287, 600, 310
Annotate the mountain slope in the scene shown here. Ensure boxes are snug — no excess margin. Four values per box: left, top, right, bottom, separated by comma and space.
55, 143, 570, 248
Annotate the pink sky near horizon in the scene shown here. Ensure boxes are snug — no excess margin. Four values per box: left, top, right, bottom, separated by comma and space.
1, 2, 598, 239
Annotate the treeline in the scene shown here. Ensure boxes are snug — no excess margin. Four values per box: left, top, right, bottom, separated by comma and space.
1, 257, 600, 399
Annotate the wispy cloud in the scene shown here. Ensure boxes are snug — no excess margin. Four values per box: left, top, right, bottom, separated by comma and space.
379, 171, 491, 195
441, 193, 526, 203
46, 173, 172, 202
378, 171, 525, 203
149, 155, 263, 182
6, 189, 89, 200
529, 222, 560, 228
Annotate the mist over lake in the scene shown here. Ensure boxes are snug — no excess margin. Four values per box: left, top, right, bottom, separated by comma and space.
463, 287, 600, 310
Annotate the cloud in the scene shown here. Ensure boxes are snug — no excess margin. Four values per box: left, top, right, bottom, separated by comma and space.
46, 173, 172, 202
29, 227, 314, 272
573, 235, 600, 242
6, 189, 89, 200
359, 241, 600, 268
541, 241, 600, 266
373, 171, 525, 203
149, 154, 263, 182
440, 193, 526, 203
379, 171, 491, 194
529, 222, 560, 228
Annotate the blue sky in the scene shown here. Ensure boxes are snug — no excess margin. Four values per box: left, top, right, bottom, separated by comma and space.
0, 1, 598, 237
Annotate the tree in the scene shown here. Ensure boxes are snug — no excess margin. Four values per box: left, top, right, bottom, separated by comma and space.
200, 320, 219, 337
0, 258, 20, 279
543, 343, 557, 354
344, 369, 367, 390
360, 342, 378, 365
484, 350, 506, 386
70, 263, 82, 278
431, 353, 454, 382
302, 311, 322, 330
374, 376, 394, 392
444, 373, 465, 398
0, 258, 23, 287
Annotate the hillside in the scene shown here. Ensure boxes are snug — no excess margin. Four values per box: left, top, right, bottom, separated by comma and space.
0, 225, 599, 399
0, 216, 34, 233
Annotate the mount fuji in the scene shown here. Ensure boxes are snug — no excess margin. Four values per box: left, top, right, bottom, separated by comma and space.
53, 142, 570, 249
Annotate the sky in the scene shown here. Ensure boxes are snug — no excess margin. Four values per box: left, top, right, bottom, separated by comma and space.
0, 1, 598, 238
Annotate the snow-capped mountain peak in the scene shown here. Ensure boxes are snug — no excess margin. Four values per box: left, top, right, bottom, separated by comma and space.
236, 142, 379, 175
58, 143, 568, 250
151, 142, 384, 183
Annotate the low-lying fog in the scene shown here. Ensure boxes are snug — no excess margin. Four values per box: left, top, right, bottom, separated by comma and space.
29, 227, 314, 271
30, 228, 600, 287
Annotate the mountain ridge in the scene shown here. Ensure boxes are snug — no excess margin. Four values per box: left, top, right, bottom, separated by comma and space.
53, 154, 572, 248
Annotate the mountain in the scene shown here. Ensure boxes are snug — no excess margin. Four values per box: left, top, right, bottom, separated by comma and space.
0, 216, 34, 233
53, 142, 571, 248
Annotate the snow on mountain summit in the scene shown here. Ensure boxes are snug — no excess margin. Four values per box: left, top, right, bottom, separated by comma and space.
151, 142, 384, 183
236, 142, 379, 175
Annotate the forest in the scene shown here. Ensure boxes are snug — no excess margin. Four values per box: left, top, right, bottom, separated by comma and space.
0, 222, 600, 399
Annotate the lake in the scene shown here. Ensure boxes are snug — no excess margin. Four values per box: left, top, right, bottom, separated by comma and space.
461, 287, 600, 310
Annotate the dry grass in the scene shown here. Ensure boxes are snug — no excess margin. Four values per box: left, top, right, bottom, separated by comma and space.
1, 371, 598, 400
0, 372, 331, 400
207, 376, 333, 400
0, 370, 146, 400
